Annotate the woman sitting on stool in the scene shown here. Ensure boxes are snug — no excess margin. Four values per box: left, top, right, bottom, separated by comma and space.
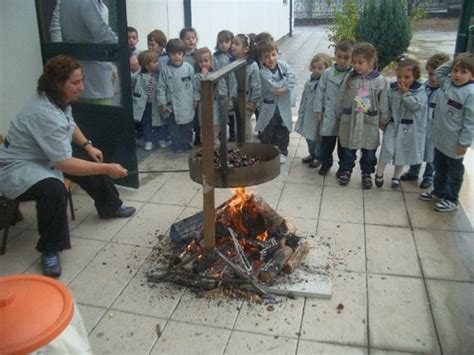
0, 55, 135, 278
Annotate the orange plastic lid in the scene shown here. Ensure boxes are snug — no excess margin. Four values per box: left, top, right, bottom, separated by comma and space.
0, 275, 73, 354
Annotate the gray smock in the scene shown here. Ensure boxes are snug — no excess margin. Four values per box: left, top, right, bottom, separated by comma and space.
0, 94, 75, 199
132, 71, 167, 126
422, 82, 442, 163
337, 71, 390, 150
184, 49, 196, 69
256, 59, 296, 132
157, 62, 196, 125
314, 65, 352, 136
246, 60, 262, 104
431, 60, 474, 158
379, 81, 428, 165
214, 51, 238, 100
295, 75, 321, 142
193, 71, 228, 126
57, 0, 117, 99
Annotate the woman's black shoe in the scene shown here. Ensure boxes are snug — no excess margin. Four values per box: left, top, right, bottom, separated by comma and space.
301, 155, 314, 164
41, 252, 61, 278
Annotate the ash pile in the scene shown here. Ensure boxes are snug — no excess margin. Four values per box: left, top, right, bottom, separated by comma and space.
147, 188, 310, 300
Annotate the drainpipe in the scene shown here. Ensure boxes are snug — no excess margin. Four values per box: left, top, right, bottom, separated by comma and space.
289, 0, 293, 37
455, 0, 473, 54
184, 0, 192, 27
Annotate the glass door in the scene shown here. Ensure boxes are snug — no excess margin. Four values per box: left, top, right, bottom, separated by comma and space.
35, 0, 138, 188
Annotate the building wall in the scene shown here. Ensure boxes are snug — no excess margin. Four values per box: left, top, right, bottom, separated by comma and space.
0, 0, 43, 136
191, 0, 291, 49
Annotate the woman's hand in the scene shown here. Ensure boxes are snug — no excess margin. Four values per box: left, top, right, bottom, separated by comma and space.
85, 145, 103, 163
107, 163, 128, 178
457, 145, 468, 156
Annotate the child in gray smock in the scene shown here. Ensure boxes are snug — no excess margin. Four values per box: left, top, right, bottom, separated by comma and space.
401, 53, 450, 188
295, 53, 332, 168
314, 39, 354, 174
419, 53, 474, 212
376, 57, 427, 189
231, 34, 262, 142
133, 50, 162, 151
337, 42, 389, 189
214, 30, 238, 141
193, 47, 228, 142
157, 39, 196, 153
256, 40, 296, 164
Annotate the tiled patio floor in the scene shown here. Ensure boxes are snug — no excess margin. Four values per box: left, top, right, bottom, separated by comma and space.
1, 26, 473, 355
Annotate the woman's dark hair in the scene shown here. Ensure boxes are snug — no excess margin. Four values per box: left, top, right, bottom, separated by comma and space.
37, 55, 81, 107
395, 55, 421, 80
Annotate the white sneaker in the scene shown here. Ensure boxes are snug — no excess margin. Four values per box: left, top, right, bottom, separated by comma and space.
158, 140, 168, 148
279, 154, 287, 164
144, 141, 153, 151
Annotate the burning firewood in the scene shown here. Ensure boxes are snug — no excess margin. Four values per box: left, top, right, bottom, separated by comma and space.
259, 245, 294, 283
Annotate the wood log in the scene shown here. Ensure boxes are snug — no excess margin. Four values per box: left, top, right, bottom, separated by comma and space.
283, 241, 310, 274
259, 246, 294, 283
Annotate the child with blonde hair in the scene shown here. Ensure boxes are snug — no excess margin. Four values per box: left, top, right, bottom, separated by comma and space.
376, 56, 427, 188
337, 42, 389, 188
295, 53, 332, 167
133, 50, 161, 151
193, 47, 227, 142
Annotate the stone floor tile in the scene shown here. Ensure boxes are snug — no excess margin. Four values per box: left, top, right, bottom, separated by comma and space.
297, 340, 368, 355
300, 272, 367, 346
303, 234, 332, 274
1, 226, 27, 252
234, 296, 304, 338
366, 225, 421, 277
426, 279, 474, 354
25, 237, 106, 284
0, 230, 39, 275
370, 349, 414, 355
225, 331, 297, 354
70, 201, 144, 241
89, 310, 163, 354
116, 172, 171, 202
368, 274, 440, 353
112, 270, 185, 319
364, 189, 409, 227
317, 220, 366, 273
171, 289, 242, 328
150, 173, 200, 206
286, 161, 324, 185
69, 243, 151, 307
139, 150, 189, 171
76, 303, 107, 334
152, 320, 230, 355
14, 201, 36, 230
404, 192, 473, 232
290, 217, 317, 237
277, 183, 321, 219
413, 229, 473, 282
178, 206, 202, 219
67, 193, 99, 230
319, 186, 363, 224
113, 203, 184, 247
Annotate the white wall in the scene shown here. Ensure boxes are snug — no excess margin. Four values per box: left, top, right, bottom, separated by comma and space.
126, 0, 185, 49
0, 1, 43, 135
191, 0, 291, 49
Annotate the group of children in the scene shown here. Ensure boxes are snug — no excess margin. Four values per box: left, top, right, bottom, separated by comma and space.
295, 38, 473, 212
127, 26, 295, 159
127, 26, 473, 213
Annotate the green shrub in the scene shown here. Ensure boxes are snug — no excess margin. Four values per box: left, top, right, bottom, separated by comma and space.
325, 0, 360, 46
354, 0, 412, 70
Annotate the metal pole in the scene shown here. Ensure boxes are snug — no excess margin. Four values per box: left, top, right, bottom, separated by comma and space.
201, 81, 216, 251
235, 65, 246, 144
455, 0, 473, 54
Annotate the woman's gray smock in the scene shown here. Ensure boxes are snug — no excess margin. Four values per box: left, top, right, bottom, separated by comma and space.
0, 94, 75, 199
